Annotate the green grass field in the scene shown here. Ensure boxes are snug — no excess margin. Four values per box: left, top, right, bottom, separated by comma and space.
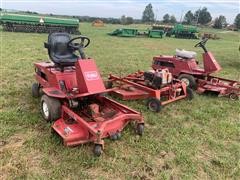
0, 23, 240, 179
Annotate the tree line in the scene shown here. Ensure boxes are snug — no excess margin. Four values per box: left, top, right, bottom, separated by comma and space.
1, 6, 240, 29
141, 4, 240, 29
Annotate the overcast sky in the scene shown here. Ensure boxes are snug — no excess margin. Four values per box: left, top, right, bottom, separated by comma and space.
1, 0, 239, 23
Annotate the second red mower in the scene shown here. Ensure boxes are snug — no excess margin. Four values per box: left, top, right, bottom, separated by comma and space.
107, 68, 194, 112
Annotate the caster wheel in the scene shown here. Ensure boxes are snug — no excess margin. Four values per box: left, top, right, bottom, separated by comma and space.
104, 81, 113, 89
229, 93, 239, 100
186, 87, 194, 100
116, 132, 121, 139
136, 124, 144, 136
110, 134, 118, 141
93, 144, 102, 157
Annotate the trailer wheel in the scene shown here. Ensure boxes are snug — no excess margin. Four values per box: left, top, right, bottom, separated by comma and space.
32, 83, 40, 98
93, 144, 102, 156
186, 87, 194, 100
40, 95, 61, 122
229, 93, 239, 101
136, 123, 144, 136
179, 74, 197, 90
147, 98, 161, 112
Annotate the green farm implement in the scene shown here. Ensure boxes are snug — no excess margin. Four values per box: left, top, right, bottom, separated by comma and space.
0, 12, 80, 34
108, 28, 164, 38
167, 24, 198, 39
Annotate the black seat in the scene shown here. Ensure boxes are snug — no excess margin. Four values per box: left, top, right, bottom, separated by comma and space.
44, 32, 79, 67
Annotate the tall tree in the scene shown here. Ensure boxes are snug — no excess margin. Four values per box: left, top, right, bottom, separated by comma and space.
194, 7, 212, 25
120, 15, 127, 25
163, 14, 170, 23
170, 15, 177, 24
126, 17, 134, 25
234, 13, 240, 29
120, 15, 134, 25
142, 3, 155, 23
213, 15, 226, 29
184, 10, 194, 24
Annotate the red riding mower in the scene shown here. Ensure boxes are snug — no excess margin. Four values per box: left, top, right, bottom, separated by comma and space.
107, 68, 194, 112
152, 39, 240, 100
32, 33, 144, 156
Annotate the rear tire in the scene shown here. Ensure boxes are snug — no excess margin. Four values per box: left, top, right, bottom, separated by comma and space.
32, 83, 40, 98
179, 74, 197, 90
146, 98, 161, 112
40, 95, 61, 122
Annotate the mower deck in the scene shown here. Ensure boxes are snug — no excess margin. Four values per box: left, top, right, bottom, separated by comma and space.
108, 71, 191, 112
197, 76, 240, 99
52, 96, 143, 146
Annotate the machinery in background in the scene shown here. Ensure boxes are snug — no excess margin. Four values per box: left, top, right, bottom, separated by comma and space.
152, 39, 240, 100
0, 12, 80, 34
152, 24, 198, 39
108, 28, 164, 38
107, 68, 193, 113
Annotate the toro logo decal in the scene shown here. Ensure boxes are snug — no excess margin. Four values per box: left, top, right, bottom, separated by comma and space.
84, 71, 99, 81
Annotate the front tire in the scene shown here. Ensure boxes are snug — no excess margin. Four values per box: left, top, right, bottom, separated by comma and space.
32, 83, 40, 98
179, 74, 197, 90
40, 95, 61, 122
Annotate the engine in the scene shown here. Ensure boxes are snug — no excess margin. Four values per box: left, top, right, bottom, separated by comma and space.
143, 69, 173, 89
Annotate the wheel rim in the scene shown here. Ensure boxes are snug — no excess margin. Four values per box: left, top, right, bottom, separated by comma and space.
181, 78, 190, 86
42, 101, 49, 118
149, 102, 157, 111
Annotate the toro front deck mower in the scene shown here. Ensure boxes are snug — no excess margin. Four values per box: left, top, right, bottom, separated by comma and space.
152, 39, 240, 100
107, 69, 194, 112
32, 33, 144, 156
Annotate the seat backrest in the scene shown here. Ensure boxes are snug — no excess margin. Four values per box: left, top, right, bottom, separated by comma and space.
45, 32, 78, 66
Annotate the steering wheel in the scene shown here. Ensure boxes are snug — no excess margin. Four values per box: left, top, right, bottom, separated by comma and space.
67, 36, 90, 49
194, 38, 208, 48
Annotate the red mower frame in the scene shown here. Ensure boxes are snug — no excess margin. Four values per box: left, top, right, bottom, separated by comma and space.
32, 33, 144, 156
152, 39, 240, 100
108, 70, 193, 112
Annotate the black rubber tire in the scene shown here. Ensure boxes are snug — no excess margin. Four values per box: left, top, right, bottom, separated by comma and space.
229, 93, 239, 101
179, 74, 197, 90
40, 95, 61, 122
93, 144, 102, 157
32, 83, 40, 98
110, 134, 118, 141
104, 81, 113, 89
146, 98, 161, 112
116, 132, 121, 139
186, 87, 194, 100
136, 124, 144, 136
